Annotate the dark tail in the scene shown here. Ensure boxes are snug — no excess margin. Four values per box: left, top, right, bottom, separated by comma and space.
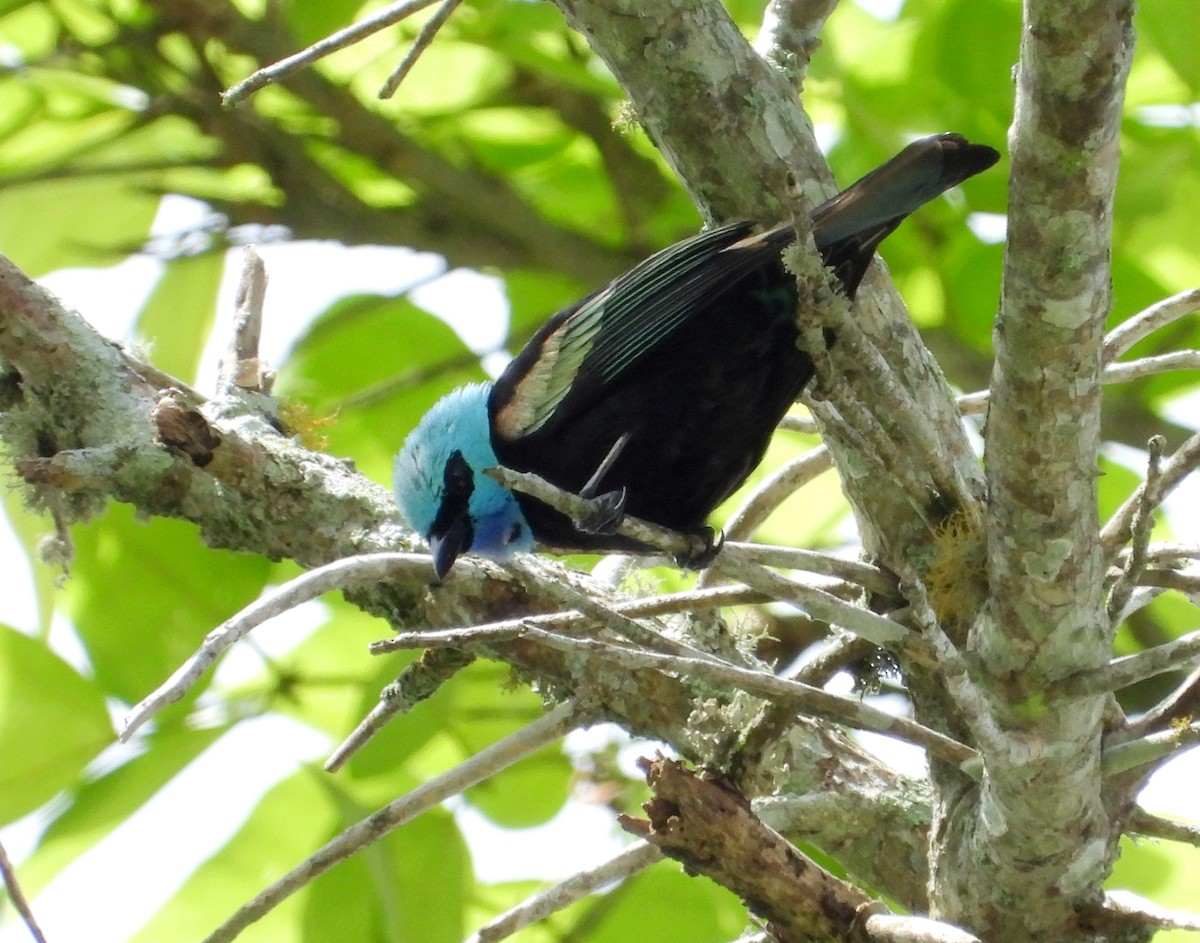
812, 133, 1000, 294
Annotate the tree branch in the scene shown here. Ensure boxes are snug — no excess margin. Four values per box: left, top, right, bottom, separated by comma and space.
1, 251, 920, 869
622, 757, 977, 943
201, 704, 580, 943
220, 0, 442, 105
467, 842, 663, 943
947, 0, 1135, 934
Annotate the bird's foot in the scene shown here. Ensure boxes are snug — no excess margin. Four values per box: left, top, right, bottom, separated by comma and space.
675, 528, 724, 570
577, 487, 627, 535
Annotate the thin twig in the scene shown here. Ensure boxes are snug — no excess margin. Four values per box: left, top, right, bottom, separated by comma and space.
121, 552, 435, 740
336, 582, 771, 766
485, 465, 916, 650
861, 913, 984, 943
711, 553, 916, 650
0, 840, 49, 943
221, 0, 443, 105
1101, 722, 1200, 777
720, 443, 835, 539
823, 315, 982, 523
1108, 586, 1168, 624
509, 557, 748, 666
787, 631, 879, 686
807, 395, 940, 529
371, 584, 766, 655
1115, 543, 1200, 566
1104, 287, 1200, 362
956, 390, 989, 417
1125, 663, 1200, 739
1101, 429, 1200, 559
723, 542, 897, 597
217, 247, 269, 396
711, 444, 832, 579
379, 0, 464, 98
777, 413, 820, 435
326, 699, 405, 773
1137, 567, 1200, 596
907, 583, 1006, 760
959, 343, 1200, 419
514, 625, 976, 767
485, 466, 706, 561
1103, 890, 1200, 932
467, 841, 663, 943
1126, 805, 1200, 847
1059, 628, 1200, 699
202, 703, 578, 943
1107, 436, 1165, 623
1102, 350, 1200, 384
325, 648, 476, 772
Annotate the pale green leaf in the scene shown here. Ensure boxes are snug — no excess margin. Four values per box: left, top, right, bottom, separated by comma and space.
0, 624, 113, 824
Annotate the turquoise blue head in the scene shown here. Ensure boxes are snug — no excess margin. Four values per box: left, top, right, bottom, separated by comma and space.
394, 382, 534, 578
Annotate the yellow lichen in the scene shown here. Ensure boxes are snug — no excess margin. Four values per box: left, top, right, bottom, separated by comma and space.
278, 400, 338, 451
925, 509, 988, 637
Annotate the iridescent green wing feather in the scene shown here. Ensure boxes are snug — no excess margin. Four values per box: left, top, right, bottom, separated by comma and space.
496, 221, 792, 439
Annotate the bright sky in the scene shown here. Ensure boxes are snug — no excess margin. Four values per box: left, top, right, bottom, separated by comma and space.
2, 190, 1198, 943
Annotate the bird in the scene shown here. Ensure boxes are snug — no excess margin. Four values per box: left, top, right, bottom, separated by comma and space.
394, 133, 999, 578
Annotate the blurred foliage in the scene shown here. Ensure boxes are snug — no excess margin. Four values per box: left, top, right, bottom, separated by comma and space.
0, 0, 1197, 940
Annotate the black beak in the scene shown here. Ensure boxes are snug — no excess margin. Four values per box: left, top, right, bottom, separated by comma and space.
429, 511, 473, 580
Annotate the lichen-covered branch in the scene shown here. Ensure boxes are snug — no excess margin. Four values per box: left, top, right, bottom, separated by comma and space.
622, 757, 977, 943
0, 250, 928, 900
943, 0, 1136, 935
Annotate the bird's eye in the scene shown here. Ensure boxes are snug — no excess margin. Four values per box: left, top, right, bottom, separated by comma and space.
443, 450, 474, 501
504, 522, 523, 546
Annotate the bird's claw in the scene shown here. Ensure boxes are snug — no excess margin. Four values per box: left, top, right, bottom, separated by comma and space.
674, 527, 724, 569
577, 487, 627, 535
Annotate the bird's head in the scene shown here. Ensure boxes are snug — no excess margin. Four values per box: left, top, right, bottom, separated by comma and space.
394, 383, 533, 578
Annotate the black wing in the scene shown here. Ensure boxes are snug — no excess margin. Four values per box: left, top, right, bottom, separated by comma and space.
491, 133, 998, 444
490, 220, 795, 442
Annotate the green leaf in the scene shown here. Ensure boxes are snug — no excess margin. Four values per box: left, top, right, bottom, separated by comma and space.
14, 725, 226, 895
457, 107, 576, 173
266, 598, 426, 748
932, 236, 1005, 352
1137, 0, 1200, 95
351, 39, 514, 117
0, 624, 113, 824
314, 781, 471, 943
454, 662, 571, 828
1097, 454, 1143, 524
383, 807, 470, 943
564, 862, 748, 943
1, 493, 58, 637
282, 0, 362, 48
64, 503, 272, 706
465, 742, 572, 829
277, 293, 481, 483
127, 770, 340, 943
0, 176, 159, 276
922, 0, 1022, 119
1108, 835, 1199, 943
457, 0, 619, 98
504, 269, 588, 338
135, 252, 225, 385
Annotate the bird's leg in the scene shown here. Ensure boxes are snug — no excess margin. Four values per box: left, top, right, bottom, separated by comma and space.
675, 527, 725, 569
576, 433, 631, 535
576, 487, 627, 535
579, 432, 630, 500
